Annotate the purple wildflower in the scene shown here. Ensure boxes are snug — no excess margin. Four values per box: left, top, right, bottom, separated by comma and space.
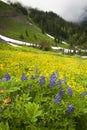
50, 80, 55, 88
50, 73, 56, 81
82, 91, 86, 97
54, 93, 61, 104
5, 73, 11, 81
68, 87, 73, 97
39, 76, 45, 86
21, 74, 27, 81
59, 89, 64, 95
50, 73, 56, 88
66, 104, 74, 115
58, 79, 62, 87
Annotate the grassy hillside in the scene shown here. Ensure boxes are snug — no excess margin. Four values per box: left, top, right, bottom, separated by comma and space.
0, 42, 87, 130
0, 42, 87, 77
0, 1, 57, 46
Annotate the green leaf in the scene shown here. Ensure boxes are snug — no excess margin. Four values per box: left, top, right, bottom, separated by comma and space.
25, 102, 42, 123
83, 109, 87, 114
0, 121, 9, 130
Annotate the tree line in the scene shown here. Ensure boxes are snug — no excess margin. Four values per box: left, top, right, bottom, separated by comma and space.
29, 8, 87, 49
10, 2, 87, 50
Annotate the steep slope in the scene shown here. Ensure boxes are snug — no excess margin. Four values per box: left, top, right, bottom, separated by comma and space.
0, 0, 87, 49
29, 8, 87, 48
0, 1, 56, 45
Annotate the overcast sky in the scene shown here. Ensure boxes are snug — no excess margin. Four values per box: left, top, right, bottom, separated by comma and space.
2, 0, 87, 22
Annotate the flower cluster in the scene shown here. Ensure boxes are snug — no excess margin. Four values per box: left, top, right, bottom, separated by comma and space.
54, 94, 61, 104
58, 79, 62, 87
5, 73, 11, 80
54, 78, 74, 115
59, 89, 64, 95
50, 73, 56, 87
2, 73, 11, 81
21, 74, 27, 81
66, 105, 74, 115
39, 76, 45, 86
68, 87, 73, 97
81, 91, 86, 97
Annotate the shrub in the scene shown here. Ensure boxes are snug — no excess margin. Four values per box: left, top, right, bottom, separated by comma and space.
19, 34, 24, 40
39, 41, 51, 51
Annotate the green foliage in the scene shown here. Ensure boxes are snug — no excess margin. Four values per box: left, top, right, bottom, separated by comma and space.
25, 30, 28, 37
24, 102, 42, 123
0, 1, 57, 46
0, 121, 9, 130
0, 70, 87, 130
0, 1, 87, 49
19, 34, 25, 40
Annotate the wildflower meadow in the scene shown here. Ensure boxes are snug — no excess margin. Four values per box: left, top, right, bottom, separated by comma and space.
0, 46, 87, 130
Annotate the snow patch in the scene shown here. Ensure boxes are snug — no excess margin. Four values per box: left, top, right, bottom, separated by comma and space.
0, 34, 33, 46
46, 33, 55, 39
61, 41, 68, 45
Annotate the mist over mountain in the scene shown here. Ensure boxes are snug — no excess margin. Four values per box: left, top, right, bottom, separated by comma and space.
79, 7, 87, 26
1, 0, 87, 22
0, 0, 87, 50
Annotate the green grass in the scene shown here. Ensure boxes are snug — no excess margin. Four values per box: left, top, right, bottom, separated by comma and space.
0, 1, 70, 48
0, 17, 56, 45
0, 0, 13, 11
0, 42, 84, 61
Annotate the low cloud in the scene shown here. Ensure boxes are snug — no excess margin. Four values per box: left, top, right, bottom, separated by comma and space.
3, 0, 87, 22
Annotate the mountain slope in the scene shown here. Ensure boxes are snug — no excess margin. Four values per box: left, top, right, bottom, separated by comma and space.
29, 8, 87, 49
0, 1, 56, 46
0, 0, 87, 49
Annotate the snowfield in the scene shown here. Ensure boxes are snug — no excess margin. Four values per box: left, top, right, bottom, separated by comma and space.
0, 34, 87, 58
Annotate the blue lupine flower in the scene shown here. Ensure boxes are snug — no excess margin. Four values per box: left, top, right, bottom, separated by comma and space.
5, 73, 11, 81
67, 104, 74, 115
54, 93, 61, 104
50, 73, 56, 88
21, 74, 27, 81
58, 79, 62, 87
82, 91, 86, 97
50, 73, 56, 81
59, 89, 64, 95
68, 87, 73, 97
39, 76, 45, 86
50, 80, 55, 88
